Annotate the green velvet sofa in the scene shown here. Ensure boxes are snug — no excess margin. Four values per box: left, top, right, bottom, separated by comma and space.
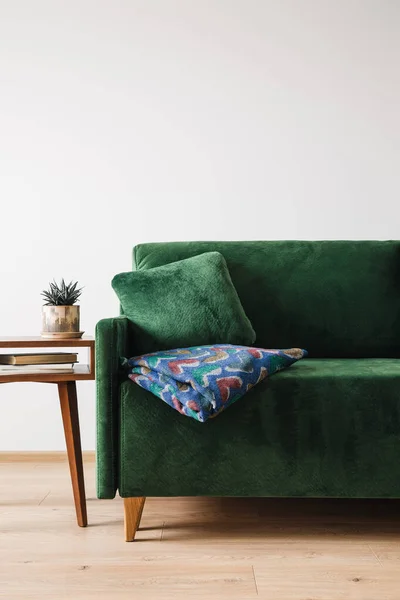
96, 241, 400, 540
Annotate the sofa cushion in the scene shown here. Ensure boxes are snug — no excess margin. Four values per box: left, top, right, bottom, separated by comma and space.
132, 241, 400, 358
119, 358, 400, 498
112, 252, 255, 353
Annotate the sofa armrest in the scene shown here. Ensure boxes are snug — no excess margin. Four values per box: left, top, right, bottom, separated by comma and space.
96, 316, 133, 499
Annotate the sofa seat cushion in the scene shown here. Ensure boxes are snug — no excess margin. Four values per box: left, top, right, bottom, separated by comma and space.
119, 358, 400, 498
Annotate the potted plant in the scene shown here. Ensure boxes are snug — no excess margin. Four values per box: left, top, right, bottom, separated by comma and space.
41, 279, 83, 338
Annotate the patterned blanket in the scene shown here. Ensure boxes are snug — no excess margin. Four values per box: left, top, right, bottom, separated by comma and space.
126, 345, 307, 422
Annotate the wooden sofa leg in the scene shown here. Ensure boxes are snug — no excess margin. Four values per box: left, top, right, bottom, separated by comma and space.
124, 497, 146, 541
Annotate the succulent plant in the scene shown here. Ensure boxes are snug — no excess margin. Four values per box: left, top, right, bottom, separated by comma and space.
41, 279, 83, 306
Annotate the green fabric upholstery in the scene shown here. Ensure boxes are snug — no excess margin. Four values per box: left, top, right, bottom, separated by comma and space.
119, 359, 400, 498
95, 316, 135, 499
112, 251, 255, 354
133, 241, 400, 358
96, 240, 400, 500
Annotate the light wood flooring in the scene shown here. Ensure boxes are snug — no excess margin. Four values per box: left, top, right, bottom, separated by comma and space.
1, 459, 400, 599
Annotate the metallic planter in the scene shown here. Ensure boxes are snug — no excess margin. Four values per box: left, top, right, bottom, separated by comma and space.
41, 305, 82, 338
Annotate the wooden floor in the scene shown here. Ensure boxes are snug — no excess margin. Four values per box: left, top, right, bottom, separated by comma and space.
1, 461, 400, 599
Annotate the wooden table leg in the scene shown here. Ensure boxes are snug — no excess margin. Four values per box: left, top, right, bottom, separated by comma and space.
58, 381, 87, 527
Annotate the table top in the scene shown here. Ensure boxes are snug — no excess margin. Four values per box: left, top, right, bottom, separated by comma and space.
0, 336, 94, 348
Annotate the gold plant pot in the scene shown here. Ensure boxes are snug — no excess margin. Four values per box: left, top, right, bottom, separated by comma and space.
41, 305, 83, 339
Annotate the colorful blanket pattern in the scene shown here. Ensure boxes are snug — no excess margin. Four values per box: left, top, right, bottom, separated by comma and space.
126, 345, 307, 422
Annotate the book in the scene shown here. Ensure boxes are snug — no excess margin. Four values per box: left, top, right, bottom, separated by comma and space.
0, 352, 78, 366
0, 363, 75, 370
0, 364, 75, 374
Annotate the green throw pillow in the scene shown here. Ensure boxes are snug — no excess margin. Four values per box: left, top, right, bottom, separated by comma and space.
112, 251, 256, 353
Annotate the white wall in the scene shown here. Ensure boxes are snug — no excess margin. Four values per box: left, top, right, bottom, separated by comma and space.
0, 0, 399, 450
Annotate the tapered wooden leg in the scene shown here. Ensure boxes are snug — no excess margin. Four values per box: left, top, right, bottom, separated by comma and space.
124, 497, 146, 541
58, 381, 87, 527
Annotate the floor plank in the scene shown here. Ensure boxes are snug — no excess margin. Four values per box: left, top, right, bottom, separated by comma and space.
253, 563, 399, 600
1, 462, 400, 599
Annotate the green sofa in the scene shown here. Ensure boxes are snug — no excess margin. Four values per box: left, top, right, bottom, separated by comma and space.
96, 241, 400, 540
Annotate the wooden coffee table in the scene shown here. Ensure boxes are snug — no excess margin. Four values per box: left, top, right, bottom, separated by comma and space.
0, 335, 95, 527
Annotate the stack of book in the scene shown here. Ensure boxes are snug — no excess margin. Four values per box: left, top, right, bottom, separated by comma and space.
0, 352, 78, 374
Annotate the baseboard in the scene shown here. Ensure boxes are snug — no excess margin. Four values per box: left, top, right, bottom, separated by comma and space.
0, 451, 96, 463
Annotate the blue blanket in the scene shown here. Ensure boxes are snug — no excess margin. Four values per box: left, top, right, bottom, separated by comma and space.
126, 345, 307, 422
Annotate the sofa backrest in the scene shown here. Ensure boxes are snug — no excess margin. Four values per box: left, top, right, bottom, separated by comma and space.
132, 241, 400, 358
